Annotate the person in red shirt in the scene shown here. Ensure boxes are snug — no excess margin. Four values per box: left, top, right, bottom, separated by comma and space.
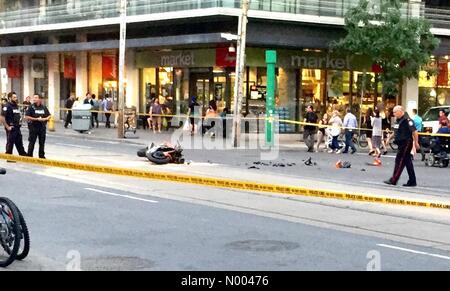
438, 110, 448, 127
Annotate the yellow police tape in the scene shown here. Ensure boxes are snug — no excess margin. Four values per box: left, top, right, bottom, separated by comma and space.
0, 153, 449, 210
13, 101, 450, 138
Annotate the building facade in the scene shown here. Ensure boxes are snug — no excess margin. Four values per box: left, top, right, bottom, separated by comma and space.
0, 0, 448, 130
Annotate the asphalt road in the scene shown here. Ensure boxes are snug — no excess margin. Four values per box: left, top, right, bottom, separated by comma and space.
1, 166, 450, 271
38, 131, 450, 196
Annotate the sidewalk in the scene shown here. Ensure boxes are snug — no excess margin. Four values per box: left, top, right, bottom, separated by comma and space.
49, 120, 306, 148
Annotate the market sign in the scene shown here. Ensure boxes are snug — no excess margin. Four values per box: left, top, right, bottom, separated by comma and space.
136, 49, 215, 68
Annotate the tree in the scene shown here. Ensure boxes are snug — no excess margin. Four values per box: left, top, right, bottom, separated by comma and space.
331, 0, 440, 97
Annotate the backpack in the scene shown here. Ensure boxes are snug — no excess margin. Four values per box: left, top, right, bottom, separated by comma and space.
106, 100, 113, 111
91, 99, 99, 110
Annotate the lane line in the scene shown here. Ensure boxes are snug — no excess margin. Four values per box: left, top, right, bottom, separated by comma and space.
55, 143, 93, 149
85, 187, 159, 204
377, 244, 450, 261
356, 153, 396, 159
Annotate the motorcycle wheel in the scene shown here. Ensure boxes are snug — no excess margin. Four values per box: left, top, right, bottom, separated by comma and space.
147, 151, 171, 165
426, 155, 435, 167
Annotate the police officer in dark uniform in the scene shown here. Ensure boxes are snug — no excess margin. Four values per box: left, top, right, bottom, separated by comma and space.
2, 92, 27, 156
25, 94, 51, 159
384, 106, 420, 187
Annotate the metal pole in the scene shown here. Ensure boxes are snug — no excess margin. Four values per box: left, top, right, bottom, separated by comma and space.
265, 50, 277, 147
231, 0, 249, 148
117, 0, 127, 138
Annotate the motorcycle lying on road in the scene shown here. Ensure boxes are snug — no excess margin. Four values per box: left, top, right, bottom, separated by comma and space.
137, 142, 185, 165
0, 168, 30, 268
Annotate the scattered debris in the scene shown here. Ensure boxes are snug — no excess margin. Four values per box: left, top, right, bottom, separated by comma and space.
304, 157, 312, 166
336, 160, 351, 169
361, 168, 366, 172
248, 166, 260, 169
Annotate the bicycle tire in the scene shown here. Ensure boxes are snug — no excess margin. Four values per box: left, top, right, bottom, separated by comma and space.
390, 142, 398, 151
8, 201, 30, 261
358, 133, 369, 148
0, 197, 21, 268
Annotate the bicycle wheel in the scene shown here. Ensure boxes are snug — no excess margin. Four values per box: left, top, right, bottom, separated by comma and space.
390, 141, 398, 151
7, 200, 30, 261
358, 133, 368, 149
0, 197, 21, 267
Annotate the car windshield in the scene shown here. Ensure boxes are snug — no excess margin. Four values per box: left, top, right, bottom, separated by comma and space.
423, 108, 450, 122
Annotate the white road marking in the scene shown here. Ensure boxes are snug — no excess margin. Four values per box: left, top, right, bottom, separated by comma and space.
377, 244, 450, 261
55, 143, 93, 149
85, 188, 158, 204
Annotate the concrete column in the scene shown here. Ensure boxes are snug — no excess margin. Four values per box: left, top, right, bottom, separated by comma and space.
47, 36, 60, 120
401, 77, 419, 116
76, 34, 88, 100
22, 36, 34, 99
125, 48, 139, 108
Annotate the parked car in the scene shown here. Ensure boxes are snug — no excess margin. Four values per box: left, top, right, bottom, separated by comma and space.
422, 105, 450, 133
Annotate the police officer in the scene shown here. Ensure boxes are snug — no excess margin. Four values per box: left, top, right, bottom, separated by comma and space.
384, 105, 419, 187
2, 92, 27, 156
25, 94, 51, 159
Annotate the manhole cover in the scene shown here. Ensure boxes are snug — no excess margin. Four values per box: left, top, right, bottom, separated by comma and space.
82, 256, 154, 271
225, 240, 300, 252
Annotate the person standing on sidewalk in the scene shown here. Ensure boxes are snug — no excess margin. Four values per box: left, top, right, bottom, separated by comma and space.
411, 108, 425, 161
303, 105, 318, 152
316, 113, 329, 152
103, 94, 113, 128
91, 94, 99, 128
25, 94, 51, 159
328, 110, 342, 154
3, 92, 27, 156
342, 108, 357, 154
371, 107, 383, 160
384, 106, 419, 187
64, 94, 75, 129
363, 107, 374, 155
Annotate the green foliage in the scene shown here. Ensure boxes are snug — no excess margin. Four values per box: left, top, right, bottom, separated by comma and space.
331, 0, 440, 96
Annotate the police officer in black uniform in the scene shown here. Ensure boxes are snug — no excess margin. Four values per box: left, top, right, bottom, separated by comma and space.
25, 94, 51, 159
2, 92, 27, 156
384, 106, 420, 187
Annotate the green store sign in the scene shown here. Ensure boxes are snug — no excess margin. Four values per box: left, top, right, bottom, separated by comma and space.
136, 48, 372, 71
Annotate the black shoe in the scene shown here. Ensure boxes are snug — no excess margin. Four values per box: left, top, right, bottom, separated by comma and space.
342, 151, 348, 154
383, 151, 388, 155
384, 180, 396, 186
351, 149, 357, 154
403, 182, 417, 187
368, 150, 375, 156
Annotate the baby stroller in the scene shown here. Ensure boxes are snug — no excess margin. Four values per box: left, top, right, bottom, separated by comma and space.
425, 134, 450, 168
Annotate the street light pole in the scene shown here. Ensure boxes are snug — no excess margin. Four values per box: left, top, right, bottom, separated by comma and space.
117, 0, 127, 138
231, 0, 249, 148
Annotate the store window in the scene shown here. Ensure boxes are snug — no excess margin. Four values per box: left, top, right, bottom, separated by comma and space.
418, 56, 450, 115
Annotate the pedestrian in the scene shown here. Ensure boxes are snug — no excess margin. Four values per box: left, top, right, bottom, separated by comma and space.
91, 94, 99, 128
64, 94, 75, 129
187, 96, 200, 135
410, 108, 426, 161
149, 98, 162, 133
203, 99, 218, 136
384, 106, 419, 187
371, 107, 383, 159
25, 94, 51, 159
22, 96, 31, 116
342, 108, 358, 154
2, 92, 27, 156
103, 94, 113, 128
303, 105, 318, 152
83, 92, 91, 105
328, 110, 342, 154
315, 113, 329, 152
363, 108, 374, 155
438, 109, 448, 128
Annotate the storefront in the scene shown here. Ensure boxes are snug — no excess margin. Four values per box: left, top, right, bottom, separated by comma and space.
135, 47, 378, 132
418, 56, 450, 115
